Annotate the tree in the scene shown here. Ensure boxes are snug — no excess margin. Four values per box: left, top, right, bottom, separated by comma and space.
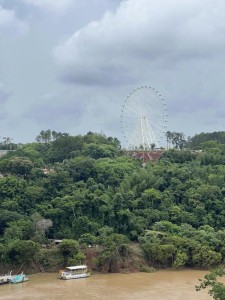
58, 239, 79, 265
140, 188, 162, 209
95, 233, 129, 272
63, 156, 96, 182
173, 251, 188, 269
200, 141, 220, 150
0, 243, 6, 262
165, 131, 186, 149
24, 186, 46, 207
188, 131, 225, 149
36, 130, 52, 143
79, 233, 97, 246
82, 143, 119, 159
192, 246, 221, 268
6, 240, 40, 264
6, 157, 33, 177
141, 241, 176, 267
4, 219, 33, 241
31, 213, 53, 242
0, 157, 34, 177
196, 268, 225, 299
166, 131, 173, 149
49, 135, 83, 162
2, 137, 13, 150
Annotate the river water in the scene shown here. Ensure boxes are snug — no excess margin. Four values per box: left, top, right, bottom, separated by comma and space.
0, 270, 211, 300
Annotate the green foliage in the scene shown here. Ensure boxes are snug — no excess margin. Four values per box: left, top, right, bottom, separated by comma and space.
82, 143, 120, 159
67, 252, 86, 266
58, 239, 79, 265
0, 176, 26, 199
2, 130, 225, 271
49, 135, 84, 162
3, 212, 53, 243
160, 149, 195, 163
166, 131, 186, 149
0, 156, 33, 177
4, 219, 33, 241
188, 131, 225, 149
0, 209, 23, 235
63, 156, 96, 182
37, 247, 63, 270
6, 240, 40, 264
95, 233, 130, 272
196, 268, 225, 299
172, 251, 188, 269
0, 243, 6, 262
139, 221, 223, 269
140, 241, 176, 267
139, 266, 156, 273
192, 246, 222, 268
79, 233, 97, 246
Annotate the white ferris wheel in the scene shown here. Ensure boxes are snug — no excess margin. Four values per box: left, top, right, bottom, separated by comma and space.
121, 86, 168, 149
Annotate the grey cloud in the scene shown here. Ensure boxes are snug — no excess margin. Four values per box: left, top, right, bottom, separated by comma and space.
0, 83, 11, 127
0, 82, 10, 104
0, 91, 9, 104
0, 3, 29, 36
0, 4, 29, 36
23, 100, 86, 126
59, 64, 136, 86
18, 0, 74, 13
1, 0, 225, 145
53, 0, 225, 86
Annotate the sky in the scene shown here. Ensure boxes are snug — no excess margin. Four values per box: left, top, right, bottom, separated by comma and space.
1, 0, 225, 147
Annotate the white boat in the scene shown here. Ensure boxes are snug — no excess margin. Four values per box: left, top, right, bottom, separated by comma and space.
59, 265, 90, 280
0, 272, 12, 285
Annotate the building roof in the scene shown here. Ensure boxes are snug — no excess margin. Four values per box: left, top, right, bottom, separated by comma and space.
127, 150, 165, 162
66, 265, 87, 270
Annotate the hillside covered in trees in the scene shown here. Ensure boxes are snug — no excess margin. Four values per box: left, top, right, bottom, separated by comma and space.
1, 130, 225, 273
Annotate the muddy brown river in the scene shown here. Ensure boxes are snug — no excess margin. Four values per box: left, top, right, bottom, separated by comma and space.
0, 270, 212, 299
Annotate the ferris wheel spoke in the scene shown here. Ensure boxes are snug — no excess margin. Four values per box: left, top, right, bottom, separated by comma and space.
124, 102, 144, 116
147, 119, 164, 132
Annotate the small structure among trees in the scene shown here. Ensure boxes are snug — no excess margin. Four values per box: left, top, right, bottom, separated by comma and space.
126, 150, 165, 162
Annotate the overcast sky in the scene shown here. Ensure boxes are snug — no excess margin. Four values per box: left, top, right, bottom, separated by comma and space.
1, 0, 225, 146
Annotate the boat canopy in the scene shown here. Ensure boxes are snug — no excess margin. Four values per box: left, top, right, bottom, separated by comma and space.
66, 265, 87, 271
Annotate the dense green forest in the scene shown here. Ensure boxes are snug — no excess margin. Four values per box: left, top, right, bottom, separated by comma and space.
1, 130, 225, 273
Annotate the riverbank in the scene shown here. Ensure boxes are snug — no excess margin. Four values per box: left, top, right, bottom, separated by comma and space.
0, 242, 148, 275
1, 241, 214, 277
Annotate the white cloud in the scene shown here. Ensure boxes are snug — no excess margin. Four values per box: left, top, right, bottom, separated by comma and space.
53, 0, 225, 86
0, 4, 29, 36
19, 0, 74, 13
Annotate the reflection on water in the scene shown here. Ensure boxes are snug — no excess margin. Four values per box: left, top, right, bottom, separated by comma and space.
0, 270, 211, 300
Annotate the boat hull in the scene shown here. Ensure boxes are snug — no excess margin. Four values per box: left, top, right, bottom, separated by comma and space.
59, 265, 90, 280
60, 272, 90, 280
0, 276, 12, 285
11, 274, 29, 284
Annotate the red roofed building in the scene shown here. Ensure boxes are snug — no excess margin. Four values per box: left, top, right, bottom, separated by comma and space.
127, 150, 165, 162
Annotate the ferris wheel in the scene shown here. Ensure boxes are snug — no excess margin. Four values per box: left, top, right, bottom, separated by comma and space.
121, 86, 168, 149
